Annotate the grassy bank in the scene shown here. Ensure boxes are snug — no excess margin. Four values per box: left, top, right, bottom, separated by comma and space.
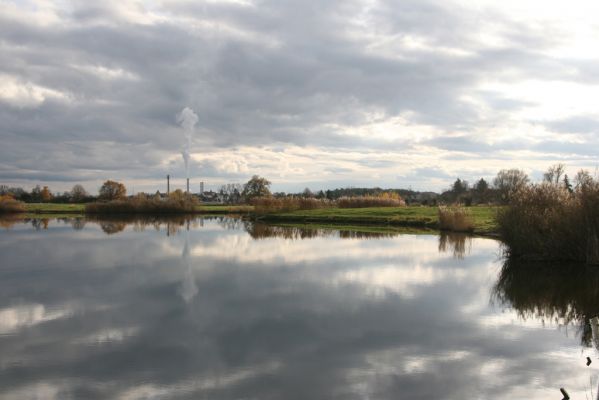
257, 206, 498, 235
25, 203, 85, 213
17, 203, 498, 235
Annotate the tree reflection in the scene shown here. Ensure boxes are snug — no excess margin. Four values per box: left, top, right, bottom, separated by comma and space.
242, 222, 403, 240
493, 259, 599, 346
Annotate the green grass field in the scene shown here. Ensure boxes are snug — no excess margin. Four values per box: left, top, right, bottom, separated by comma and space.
196, 205, 254, 214
260, 206, 499, 235
19, 203, 499, 235
25, 203, 86, 213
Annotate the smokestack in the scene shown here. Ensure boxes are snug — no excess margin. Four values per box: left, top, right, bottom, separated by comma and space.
200, 181, 204, 195
187, 178, 190, 194
167, 174, 170, 195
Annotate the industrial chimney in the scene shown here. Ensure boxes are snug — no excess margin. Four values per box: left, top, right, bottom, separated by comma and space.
167, 174, 170, 195
200, 181, 204, 195
186, 178, 190, 194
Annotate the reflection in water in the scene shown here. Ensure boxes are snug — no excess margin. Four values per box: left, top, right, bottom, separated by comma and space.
179, 229, 198, 303
493, 259, 599, 346
438, 232, 471, 259
244, 221, 426, 240
2, 216, 598, 399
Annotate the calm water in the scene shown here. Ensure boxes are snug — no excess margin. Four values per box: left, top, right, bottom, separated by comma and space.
1, 216, 599, 399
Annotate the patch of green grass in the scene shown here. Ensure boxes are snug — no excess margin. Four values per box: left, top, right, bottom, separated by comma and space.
259, 206, 499, 235
196, 205, 254, 214
25, 203, 85, 213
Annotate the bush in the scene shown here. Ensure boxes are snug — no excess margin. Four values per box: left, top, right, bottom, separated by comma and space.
252, 196, 332, 214
438, 205, 474, 232
0, 195, 26, 213
496, 180, 599, 264
336, 194, 405, 208
85, 192, 199, 214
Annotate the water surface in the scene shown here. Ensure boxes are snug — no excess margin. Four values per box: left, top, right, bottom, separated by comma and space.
0, 216, 598, 399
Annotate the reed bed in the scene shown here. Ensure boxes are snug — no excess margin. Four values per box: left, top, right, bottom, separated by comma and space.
336, 195, 405, 208
252, 197, 332, 214
496, 181, 599, 264
0, 195, 26, 213
438, 205, 474, 232
85, 194, 199, 214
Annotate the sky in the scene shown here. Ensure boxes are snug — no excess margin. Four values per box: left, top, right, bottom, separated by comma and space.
1, 0, 599, 194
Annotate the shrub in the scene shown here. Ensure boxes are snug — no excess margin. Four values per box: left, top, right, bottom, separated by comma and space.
252, 196, 332, 214
85, 192, 199, 214
438, 205, 474, 232
0, 194, 26, 213
496, 179, 599, 264
336, 193, 405, 208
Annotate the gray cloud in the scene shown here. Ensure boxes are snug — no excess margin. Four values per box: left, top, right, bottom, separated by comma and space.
1, 0, 598, 191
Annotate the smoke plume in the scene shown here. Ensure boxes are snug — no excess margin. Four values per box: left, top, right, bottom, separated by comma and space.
177, 107, 198, 179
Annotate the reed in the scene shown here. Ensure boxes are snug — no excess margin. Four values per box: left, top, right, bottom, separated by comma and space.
0, 195, 26, 213
85, 192, 199, 214
336, 194, 405, 208
496, 180, 599, 264
252, 197, 332, 214
438, 205, 474, 232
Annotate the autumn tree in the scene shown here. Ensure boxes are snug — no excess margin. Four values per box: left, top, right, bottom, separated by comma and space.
99, 180, 127, 201
242, 175, 271, 201
70, 184, 88, 202
40, 186, 53, 202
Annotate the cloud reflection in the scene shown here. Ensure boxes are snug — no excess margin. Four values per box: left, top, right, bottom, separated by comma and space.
0, 216, 595, 399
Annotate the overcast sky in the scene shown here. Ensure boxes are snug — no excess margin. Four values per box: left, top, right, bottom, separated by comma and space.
1, 0, 599, 193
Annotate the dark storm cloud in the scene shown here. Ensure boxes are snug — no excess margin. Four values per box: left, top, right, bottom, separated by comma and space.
0, 0, 597, 190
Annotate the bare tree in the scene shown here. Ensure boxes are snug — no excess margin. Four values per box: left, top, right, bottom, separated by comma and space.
543, 163, 566, 185
70, 184, 88, 202
493, 169, 529, 204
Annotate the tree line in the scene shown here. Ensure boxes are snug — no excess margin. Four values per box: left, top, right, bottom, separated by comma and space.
0, 166, 590, 206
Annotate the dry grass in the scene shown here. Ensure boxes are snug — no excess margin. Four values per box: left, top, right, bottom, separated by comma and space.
336, 194, 405, 208
0, 195, 26, 213
252, 197, 332, 214
86, 192, 199, 214
496, 180, 599, 264
438, 205, 474, 232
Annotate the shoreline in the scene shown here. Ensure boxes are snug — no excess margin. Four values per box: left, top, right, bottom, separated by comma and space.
3, 204, 501, 237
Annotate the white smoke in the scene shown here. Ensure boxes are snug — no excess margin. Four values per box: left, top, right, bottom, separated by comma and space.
176, 107, 198, 179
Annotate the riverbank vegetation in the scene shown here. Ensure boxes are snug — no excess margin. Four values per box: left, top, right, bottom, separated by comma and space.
438, 205, 475, 232
86, 190, 199, 214
258, 205, 497, 235
0, 195, 26, 213
497, 166, 599, 264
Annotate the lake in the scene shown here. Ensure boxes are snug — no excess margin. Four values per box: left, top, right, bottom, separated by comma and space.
0, 216, 598, 399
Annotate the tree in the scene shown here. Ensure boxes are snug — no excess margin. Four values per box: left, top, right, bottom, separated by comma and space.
543, 163, 565, 185
218, 183, 243, 204
99, 180, 127, 201
30, 185, 42, 202
242, 175, 271, 201
40, 186, 53, 202
70, 184, 88, 202
302, 187, 314, 198
563, 174, 573, 194
474, 178, 489, 192
575, 169, 594, 189
452, 178, 469, 195
493, 169, 529, 204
